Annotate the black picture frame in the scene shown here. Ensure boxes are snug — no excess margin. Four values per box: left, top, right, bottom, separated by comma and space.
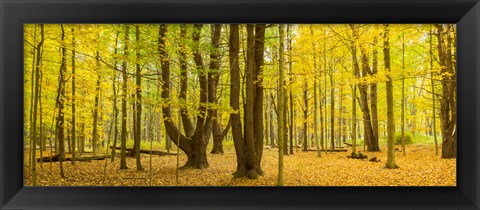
1, 0, 479, 209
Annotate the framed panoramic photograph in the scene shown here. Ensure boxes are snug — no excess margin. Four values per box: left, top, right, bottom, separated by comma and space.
1, 0, 479, 209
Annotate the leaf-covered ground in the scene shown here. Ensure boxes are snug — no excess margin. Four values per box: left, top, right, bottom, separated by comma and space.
24, 144, 455, 186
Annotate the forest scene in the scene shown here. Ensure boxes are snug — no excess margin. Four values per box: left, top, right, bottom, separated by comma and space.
24, 24, 456, 186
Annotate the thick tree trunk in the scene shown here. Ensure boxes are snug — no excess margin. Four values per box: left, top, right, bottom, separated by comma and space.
229, 24, 248, 177
435, 24, 456, 159
253, 24, 266, 173
359, 46, 380, 152
158, 24, 212, 169
244, 25, 258, 178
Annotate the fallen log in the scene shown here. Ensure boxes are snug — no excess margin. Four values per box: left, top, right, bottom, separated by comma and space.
37, 154, 109, 163
109, 146, 176, 156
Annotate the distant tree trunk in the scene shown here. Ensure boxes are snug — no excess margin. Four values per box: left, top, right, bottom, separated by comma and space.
269, 94, 275, 147
435, 24, 456, 159
401, 32, 406, 156
384, 24, 398, 169
31, 24, 44, 185
120, 24, 130, 170
288, 25, 294, 155
323, 27, 328, 153
430, 25, 439, 156
70, 26, 76, 165
57, 24, 67, 178
277, 24, 286, 186
371, 37, 379, 143
134, 25, 144, 171
92, 50, 101, 156
330, 69, 335, 151
111, 29, 120, 163
303, 77, 308, 152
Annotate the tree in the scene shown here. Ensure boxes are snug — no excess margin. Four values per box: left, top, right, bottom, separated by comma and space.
120, 24, 130, 170
384, 24, 398, 169
158, 24, 214, 169
253, 24, 266, 170
71, 26, 76, 165
56, 24, 67, 177
30, 24, 44, 185
277, 24, 286, 186
134, 25, 144, 171
435, 24, 456, 159
210, 24, 231, 155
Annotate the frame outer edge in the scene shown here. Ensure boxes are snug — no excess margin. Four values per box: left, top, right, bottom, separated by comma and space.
0, 0, 5, 208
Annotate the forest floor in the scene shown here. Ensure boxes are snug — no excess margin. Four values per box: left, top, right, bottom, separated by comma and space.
24, 143, 455, 186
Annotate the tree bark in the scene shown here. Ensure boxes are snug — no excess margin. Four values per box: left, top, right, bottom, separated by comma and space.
57, 24, 67, 177
71, 26, 76, 165
253, 24, 266, 173
31, 24, 44, 185
310, 25, 321, 157
435, 24, 456, 159
277, 24, 286, 186
229, 24, 248, 177
120, 24, 129, 170
92, 51, 101, 156
384, 24, 398, 169
178, 24, 195, 137
134, 25, 144, 171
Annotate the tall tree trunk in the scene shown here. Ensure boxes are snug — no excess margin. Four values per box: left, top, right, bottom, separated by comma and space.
31, 24, 44, 185
253, 24, 265, 173
310, 25, 321, 157
210, 24, 230, 155
92, 50, 101, 156
134, 25, 144, 171
178, 24, 195, 137
111, 29, 120, 162
71, 26, 76, 165
288, 25, 294, 155
384, 24, 398, 169
120, 24, 130, 170
330, 69, 335, 151
303, 77, 308, 152
435, 24, 456, 159
356, 27, 379, 152
371, 37, 379, 143
401, 32, 406, 156
243, 24, 258, 178
430, 25, 439, 156
277, 24, 286, 186
230, 24, 248, 177
57, 24, 67, 178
